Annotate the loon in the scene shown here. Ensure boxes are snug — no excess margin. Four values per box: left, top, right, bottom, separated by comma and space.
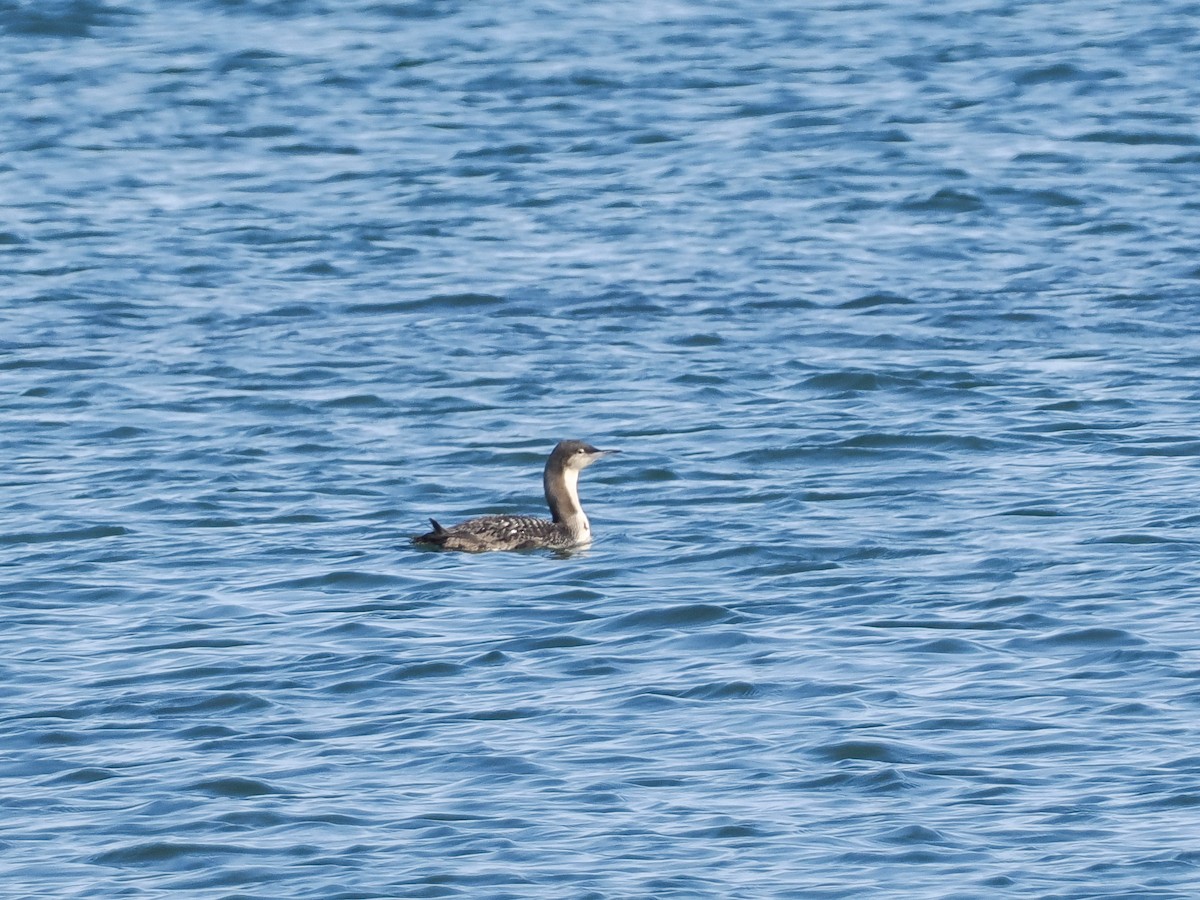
412, 439, 619, 552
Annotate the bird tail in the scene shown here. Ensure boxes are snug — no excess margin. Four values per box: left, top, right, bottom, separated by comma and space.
411, 518, 450, 546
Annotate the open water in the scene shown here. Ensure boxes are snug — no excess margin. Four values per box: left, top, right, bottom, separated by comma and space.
4, 0, 1200, 897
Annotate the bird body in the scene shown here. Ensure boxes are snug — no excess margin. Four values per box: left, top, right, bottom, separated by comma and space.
412, 440, 618, 552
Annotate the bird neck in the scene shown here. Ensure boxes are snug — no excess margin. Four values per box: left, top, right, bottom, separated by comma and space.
544, 464, 589, 538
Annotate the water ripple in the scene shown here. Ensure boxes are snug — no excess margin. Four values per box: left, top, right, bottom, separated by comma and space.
4, 0, 1200, 896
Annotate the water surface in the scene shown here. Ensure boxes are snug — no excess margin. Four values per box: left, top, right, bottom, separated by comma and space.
4, 0, 1200, 896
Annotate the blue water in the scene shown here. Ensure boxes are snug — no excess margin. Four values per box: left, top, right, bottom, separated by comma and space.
4, 0, 1200, 896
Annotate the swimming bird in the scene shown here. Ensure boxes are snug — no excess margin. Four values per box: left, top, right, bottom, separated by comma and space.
412, 439, 619, 552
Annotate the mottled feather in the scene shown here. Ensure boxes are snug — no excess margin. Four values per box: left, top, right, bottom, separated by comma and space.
415, 514, 578, 552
